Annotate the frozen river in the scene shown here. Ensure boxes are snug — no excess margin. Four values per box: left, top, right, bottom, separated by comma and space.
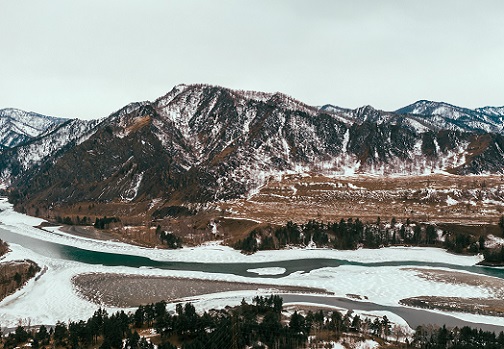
1, 198, 504, 331
2, 227, 503, 280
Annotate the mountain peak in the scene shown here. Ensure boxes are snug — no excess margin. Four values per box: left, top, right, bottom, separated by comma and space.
396, 100, 457, 115
3, 84, 504, 215
394, 100, 504, 133
0, 108, 68, 148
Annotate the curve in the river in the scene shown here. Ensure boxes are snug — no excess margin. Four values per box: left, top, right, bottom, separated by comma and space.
3, 227, 504, 331
281, 294, 504, 333
1, 227, 503, 279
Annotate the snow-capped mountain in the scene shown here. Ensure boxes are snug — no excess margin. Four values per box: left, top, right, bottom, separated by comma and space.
321, 100, 504, 135
476, 106, 504, 118
395, 100, 504, 134
6, 84, 504, 214
0, 108, 68, 148
0, 117, 100, 187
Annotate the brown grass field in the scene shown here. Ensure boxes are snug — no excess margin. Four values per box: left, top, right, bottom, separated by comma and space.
219, 173, 504, 225
34, 173, 504, 246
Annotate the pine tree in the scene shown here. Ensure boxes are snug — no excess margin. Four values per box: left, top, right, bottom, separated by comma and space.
54, 321, 68, 346
125, 330, 140, 349
381, 315, 391, 338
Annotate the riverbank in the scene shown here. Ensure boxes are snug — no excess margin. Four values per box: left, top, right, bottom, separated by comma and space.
2, 197, 504, 332
0, 259, 40, 302
72, 273, 329, 307
400, 296, 504, 317
0, 198, 485, 265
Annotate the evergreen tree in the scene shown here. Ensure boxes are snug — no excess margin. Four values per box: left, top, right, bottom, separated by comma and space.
381, 315, 391, 338
54, 321, 68, 346
125, 330, 140, 349
14, 326, 29, 344
289, 311, 309, 346
351, 314, 362, 331
260, 311, 282, 348
426, 225, 437, 245
36, 324, 50, 345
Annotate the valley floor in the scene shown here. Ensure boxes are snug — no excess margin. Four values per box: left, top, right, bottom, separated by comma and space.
220, 172, 504, 227
1, 198, 504, 334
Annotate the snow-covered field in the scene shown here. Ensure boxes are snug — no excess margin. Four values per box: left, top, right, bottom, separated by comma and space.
1, 198, 504, 330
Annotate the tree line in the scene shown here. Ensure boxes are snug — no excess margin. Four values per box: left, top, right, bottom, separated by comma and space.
0, 296, 397, 348
2, 296, 300, 349
483, 215, 504, 265
412, 324, 504, 348
234, 218, 483, 256
3, 296, 504, 349
53, 215, 121, 229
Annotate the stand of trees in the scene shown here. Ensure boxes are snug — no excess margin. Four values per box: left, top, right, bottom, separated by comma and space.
234, 218, 481, 255
156, 226, 183, 249
94, 217, 121, 230
52, 215, 120, 229
2, 296, 504, 349
412, 324, 504, 349
482, 246, 504, 265
1, 296, 304, 349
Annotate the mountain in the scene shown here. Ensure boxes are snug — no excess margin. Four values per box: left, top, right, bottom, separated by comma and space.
395, 100, 504, 134
476, 106, 504, 118
322, 100, 504, 135
5, 84, 504, 218
0, 108, 69, 149
0, 117, 100, 188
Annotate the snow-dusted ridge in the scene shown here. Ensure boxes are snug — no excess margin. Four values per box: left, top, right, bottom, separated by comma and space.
395, 100, 504, 134
0, 117, 100, 185
3, 85, 504, 209
0, 108, 68, 148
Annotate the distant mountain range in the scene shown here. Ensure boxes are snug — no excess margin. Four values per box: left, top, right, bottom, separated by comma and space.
321, 100, 504, 134
0, 108, 69, 149
1, 84, 503, 215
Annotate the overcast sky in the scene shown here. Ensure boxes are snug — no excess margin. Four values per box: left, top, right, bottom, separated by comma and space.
1, 1, 503, 120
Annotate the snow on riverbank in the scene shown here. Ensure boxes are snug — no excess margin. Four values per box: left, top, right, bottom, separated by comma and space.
0, 198, 483, 266
247, 267, 287, 275
1, 197, 503, 330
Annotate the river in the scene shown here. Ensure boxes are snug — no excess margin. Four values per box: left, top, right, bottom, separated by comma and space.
1, 226, 504, 332
1, 228, 503, 279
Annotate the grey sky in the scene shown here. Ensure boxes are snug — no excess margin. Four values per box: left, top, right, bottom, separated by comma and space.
1, 0, 503, 120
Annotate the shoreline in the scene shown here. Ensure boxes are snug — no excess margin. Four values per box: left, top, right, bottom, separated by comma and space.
72, 273, 329, 307
477, 260, 504, 267
0, 259, 40, 302
2, 198, 504, 330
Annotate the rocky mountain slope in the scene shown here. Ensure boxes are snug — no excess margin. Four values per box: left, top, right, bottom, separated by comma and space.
2, 84, 504, 217
395, 100, 504, 134
0, 118, 100, 187
0, 108, 68, 149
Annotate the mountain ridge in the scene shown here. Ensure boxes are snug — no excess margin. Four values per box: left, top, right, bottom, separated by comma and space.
1, 84, 503, 219
394, 100, 504, 134
0, 108, 69, 149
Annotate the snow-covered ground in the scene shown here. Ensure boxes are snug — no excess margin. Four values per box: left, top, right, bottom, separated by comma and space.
0, 199, 484, 266
246, 267, 287, 275
1, 198, 504, 330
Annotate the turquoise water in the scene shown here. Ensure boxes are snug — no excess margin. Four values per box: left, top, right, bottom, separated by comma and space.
2, 226, 504, 332
1, 227, 503, 279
